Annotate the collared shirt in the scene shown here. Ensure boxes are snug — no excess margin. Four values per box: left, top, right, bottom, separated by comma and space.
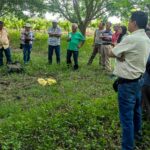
21, 29, 34, 45
0, 28, 9, 49
112, 29, 150, 79
94, 29, 104, 45
48, 27, 62, 46
68, 31, 85, 51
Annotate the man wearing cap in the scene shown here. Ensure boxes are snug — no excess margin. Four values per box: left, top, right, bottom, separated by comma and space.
0, 21, 12, 66
48, 19, 62, 64
21, 23, 34, 64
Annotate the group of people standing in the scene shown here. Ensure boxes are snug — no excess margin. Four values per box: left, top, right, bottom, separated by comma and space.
47, 20, 85, 70
0, 18, 129, 72
0, 11, 150, 150
87, 22, 128, 72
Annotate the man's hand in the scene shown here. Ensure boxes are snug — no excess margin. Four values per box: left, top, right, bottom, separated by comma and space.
67, 37, 71, 42
117, 54, 125, 62
77, 44, 81, 49
78, 41, 84, 49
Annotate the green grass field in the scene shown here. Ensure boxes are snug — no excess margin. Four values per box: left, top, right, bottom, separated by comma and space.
0, 30, 149, 150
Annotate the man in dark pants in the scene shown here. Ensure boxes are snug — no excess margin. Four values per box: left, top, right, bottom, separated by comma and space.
109, 11, 150, 150
67, 23, 85, 70
0, 21, 12, 66
142, 55, 150, 120
48, 19, 62, 64
142, 28, 150, 120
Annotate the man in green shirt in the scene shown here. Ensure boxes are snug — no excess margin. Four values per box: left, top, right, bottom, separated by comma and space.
67, 23, 85, 70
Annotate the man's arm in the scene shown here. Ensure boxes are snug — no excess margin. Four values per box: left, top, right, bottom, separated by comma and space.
78, 33, 85, 48
49, 28, 62, 38
78, 41, 85, 48
108, 50, 125, 62
108, 50, 116, 58
108, 36, 131, 62
109, 36, 131, 57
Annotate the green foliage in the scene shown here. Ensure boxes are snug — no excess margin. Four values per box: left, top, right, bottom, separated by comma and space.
0, 0, 46, 18
0, 16, 72, 31
0, 31, 149, 149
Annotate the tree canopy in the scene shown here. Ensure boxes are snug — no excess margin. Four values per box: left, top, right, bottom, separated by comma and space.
47, 0, 115, 35
0, 0, 46, 18
0, 0, 149, 34
47, 0, 148, 35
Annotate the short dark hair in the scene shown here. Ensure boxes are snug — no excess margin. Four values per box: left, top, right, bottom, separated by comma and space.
102, 22, 105, 26
0, 21, 4, 25
107, 22, 112, 26
130, 11, 148, 29
117, 26, 127, 43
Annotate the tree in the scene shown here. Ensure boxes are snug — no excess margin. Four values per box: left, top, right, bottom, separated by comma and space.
109, 0, 150, 22
47, 0, 114, 35
138, 0, 150, 21
0, 0, 46, 18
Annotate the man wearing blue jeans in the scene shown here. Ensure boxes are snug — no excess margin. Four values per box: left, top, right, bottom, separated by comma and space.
21, 23, 34, 64
109, 11, 150, 150
48, 19, 62, 64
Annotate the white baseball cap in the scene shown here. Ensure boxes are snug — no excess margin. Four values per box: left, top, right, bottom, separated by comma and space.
52, 19, 58, 23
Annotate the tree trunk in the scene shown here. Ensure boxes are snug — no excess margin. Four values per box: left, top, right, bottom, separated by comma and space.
78, 23, 88, 36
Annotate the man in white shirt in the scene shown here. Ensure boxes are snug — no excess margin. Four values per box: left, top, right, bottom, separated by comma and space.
109, 11, 150, 150
48, 19, 62, 64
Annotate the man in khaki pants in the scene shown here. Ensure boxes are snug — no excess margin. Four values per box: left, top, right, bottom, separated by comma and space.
101, 22, 112, 71
87, 22, 105, 65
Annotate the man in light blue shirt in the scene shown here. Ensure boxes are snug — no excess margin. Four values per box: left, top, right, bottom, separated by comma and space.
48, 19, 62, 64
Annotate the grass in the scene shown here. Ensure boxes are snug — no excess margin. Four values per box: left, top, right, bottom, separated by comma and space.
0, 30, 149, 150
